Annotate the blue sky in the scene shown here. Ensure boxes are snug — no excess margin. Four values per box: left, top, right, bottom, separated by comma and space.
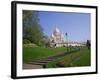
38, 11, 91, 42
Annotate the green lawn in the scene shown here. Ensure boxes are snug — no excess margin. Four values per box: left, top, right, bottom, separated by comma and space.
47, 47, 91, 68
23, 46, 67, 63
23, 46, 90, 68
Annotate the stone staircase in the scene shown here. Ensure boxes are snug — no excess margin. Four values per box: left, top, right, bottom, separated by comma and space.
28, 48, 80, 68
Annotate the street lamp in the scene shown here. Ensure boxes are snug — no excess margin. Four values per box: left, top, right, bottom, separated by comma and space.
65, 32, 68, 52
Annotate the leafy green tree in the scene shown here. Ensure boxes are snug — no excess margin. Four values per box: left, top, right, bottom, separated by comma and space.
42, 35, 50, 47
23, 10, 44, 46
86, 40, 91, 49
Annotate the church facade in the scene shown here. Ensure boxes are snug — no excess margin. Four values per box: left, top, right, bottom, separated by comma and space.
50, 27, 65, 47
49, 27, 84, 48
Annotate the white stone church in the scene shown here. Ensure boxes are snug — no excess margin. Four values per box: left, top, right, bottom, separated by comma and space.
50, 27, 84, 47
50, 27, 65, 47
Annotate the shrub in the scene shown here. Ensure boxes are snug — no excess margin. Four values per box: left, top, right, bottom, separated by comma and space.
23, 39, 31, 44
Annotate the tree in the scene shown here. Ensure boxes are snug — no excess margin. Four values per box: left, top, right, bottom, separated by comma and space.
23, 10, 44, 46
42, 35, 50, 47
86, 40, 91, 49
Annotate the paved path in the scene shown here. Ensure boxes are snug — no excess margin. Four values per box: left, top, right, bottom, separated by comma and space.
23, 63, 43, 69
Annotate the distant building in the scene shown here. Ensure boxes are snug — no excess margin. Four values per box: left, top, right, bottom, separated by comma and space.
50, 27, 64, 47
50, 27, 85, 47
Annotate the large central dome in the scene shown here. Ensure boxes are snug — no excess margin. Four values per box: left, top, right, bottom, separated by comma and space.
53, 27, 61, 36
54, 27, 60, 33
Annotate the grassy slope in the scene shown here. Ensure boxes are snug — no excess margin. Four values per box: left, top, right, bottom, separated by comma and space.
23, 47, 67, 63
47, 47, 90, 68
23, 46, 90, 68
72, 47, 91, 66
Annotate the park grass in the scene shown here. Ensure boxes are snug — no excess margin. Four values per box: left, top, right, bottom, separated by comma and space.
23, 46, 90, 68
23, 46, 67, 63
47, 47, 90, 68
72, 47, 91, 66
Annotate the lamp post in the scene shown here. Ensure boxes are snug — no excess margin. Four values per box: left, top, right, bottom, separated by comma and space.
65, 32, 68, 52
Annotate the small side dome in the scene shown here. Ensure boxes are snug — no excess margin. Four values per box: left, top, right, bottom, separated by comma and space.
51, 33, 54, 38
